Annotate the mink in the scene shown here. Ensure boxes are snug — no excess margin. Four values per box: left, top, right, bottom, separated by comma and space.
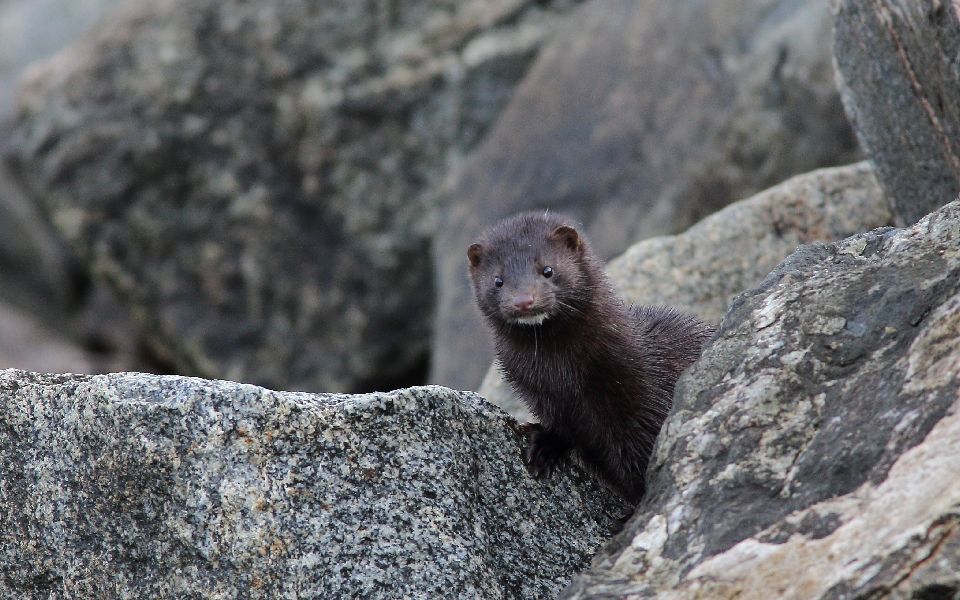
467, 212, 714, 503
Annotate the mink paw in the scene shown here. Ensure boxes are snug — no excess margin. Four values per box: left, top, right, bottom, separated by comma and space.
522, 424, 570, 479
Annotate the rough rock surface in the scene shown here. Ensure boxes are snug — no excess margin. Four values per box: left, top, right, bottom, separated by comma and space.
0, 372, 629, 599
832, 0, 960, 225
0, 159, 76, 310
480, 162, 894, 420
606, 162, 893, 324
0, 161, 147, 380
431, 0, 861, 390
0, 0, 131, 118
564, 201, 960, 598
5, 0, 582, 392
0, 0, 134, 308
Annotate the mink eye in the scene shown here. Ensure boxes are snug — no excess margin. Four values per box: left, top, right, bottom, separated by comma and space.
494, 276, 504, 288
542, 266, 554, 278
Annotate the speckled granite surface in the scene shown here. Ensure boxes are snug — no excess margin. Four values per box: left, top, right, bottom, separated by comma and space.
0, 375, 628, 598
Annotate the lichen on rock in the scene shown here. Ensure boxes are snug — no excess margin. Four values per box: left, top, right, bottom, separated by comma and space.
564, 201, 960, 598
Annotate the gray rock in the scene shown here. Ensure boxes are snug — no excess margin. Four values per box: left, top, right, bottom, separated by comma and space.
0, 372, 629, 599
0, 302, 96, 374
0, 160, 144, 375
0, 1, 150, 369
607, 162, 893, 324
0, 0, 136, 308
481, 162, 894, 420
564, 201, 960, 597
832, 0, 960, 224
5, 0, 582, 393
0, 159, 76, 310
479, 361, 535, 423
0, 0, 133, 118
431, 0, 861, 390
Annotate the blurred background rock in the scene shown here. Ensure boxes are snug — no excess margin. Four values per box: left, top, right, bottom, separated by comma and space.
0, 0, 861, 392
0, 0, 129, 118
431, 0, 862, 389
0, 0, 143, 376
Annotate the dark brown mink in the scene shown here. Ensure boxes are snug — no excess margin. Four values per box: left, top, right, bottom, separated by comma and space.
467, 212, 714, 503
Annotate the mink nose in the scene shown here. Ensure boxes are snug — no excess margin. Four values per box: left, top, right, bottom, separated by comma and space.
512, 293, 535, 313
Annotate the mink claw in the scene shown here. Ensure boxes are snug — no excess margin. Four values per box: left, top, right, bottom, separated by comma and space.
522, 444, 534, 467
523, 427, 567, 480
518, 421, 543, 436
523, 445, 546, 478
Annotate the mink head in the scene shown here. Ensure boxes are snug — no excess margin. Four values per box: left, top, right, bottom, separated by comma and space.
467, 212, 593, 328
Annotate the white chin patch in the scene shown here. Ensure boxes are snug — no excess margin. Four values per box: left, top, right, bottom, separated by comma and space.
512, 313, 548, 326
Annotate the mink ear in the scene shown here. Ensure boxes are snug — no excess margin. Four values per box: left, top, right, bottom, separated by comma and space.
467, 243, 484, 267
552, 225, 582, 253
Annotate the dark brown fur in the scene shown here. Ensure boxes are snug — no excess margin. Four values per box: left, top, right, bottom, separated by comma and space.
468, 212, 713, 503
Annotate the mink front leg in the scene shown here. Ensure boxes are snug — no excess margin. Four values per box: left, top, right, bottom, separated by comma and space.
521, 423, 572, 479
